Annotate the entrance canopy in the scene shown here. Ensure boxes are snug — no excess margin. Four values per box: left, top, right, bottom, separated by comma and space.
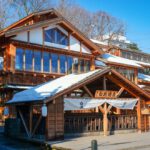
64, 98, 138, 110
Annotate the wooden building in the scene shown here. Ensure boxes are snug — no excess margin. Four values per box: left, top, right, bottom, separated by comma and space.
1, 9, 150, 141
0, 9, 102, 121
6, 68, 150, 141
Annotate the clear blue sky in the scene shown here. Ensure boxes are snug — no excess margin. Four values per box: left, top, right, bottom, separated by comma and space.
75, 0, 150, 54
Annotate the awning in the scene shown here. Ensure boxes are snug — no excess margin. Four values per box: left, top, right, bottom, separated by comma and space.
64, 98, 138, 110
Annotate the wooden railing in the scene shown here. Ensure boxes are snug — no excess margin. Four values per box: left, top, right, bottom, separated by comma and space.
64, 113, 137, 134
108, 115, 137, 130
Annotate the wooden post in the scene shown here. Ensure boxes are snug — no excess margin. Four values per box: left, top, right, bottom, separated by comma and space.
137, 99, 142, 133
116, 108, 121, 114
103, 77, 106, 90
103, 103, 108, 136
29, 106, 33, 134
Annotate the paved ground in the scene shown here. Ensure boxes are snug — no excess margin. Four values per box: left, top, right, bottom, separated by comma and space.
48, 132, 150, 150
0, 133, 41, 150
1, 131, 150, 150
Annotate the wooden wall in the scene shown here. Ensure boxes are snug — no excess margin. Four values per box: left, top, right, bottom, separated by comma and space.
46, 96, 64, 140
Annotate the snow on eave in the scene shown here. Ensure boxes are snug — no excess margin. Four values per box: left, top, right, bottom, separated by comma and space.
138, 73, 150, 82
91, 39, 108, 46
7, 69, 104, 104
134, 60, 150, 67
102, 53, 142, 68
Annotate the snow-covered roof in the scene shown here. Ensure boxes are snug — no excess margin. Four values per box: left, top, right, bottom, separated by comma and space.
95, 60, 106, 67
138, 73, 150, 82
91, 39, 108, 46
5, 85, 33, 89
102, 53, 142, 68
134, 60, 150, 67
7, 69, 103, 104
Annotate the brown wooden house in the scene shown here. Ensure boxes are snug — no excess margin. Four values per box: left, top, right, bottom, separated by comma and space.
1, 9, 150, 141
0, 9, 103, 121
6, 68, 150, 141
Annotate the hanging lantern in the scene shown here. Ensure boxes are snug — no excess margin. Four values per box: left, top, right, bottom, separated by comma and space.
42, 104, 47, 117
4, 107, 9, 116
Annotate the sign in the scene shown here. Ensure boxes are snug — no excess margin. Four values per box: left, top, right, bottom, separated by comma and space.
95, 90, 118, 98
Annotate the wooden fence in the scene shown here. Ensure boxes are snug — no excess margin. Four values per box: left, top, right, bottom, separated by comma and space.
64, 113, 137, 133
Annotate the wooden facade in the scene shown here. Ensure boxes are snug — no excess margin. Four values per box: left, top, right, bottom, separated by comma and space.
0, 9, 150, 141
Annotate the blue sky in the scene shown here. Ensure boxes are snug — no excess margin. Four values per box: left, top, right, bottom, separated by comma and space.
75, 0, 150, 54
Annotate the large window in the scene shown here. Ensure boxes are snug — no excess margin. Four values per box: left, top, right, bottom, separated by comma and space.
51, 53, 58, 73
79, 59, 84, 73
15, 48, 24, 70
34, 51, 41, 72
44, 28, 69, 46
73, 58, 79, 73
60, 55, 66, 74
43, 52, 50, 72
25, 50, 33, 71
15, 48, 91, 74
67, 56, 73, 74
85, 60, 91, 72
114, 66, 135, 82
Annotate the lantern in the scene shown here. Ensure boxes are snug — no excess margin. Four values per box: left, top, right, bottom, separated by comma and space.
4, 107, 9, 116
42, 104, 47, 117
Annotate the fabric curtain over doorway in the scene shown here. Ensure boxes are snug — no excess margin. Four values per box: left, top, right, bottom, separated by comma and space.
64, 98, 138, 111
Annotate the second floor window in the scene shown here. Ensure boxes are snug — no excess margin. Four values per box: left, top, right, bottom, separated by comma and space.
34, 51, 41, 71
44, 28, 69, 46
15, 48, 91, 74
25, 50, 33, 71
15, 48, 23, 70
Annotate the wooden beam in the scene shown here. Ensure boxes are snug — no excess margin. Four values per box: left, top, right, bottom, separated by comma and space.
107, 104, 112, 113
83, 85, 94, 98
31, 115, 42, 137
18, 110, 30, 137
106, 75, 138, 98
29, 106, 33, 134
103, 103, 108, 136
137, 99, 142, 133
103, 77, 107, 90
116, 87, 124, 98
99, 105, 105, 114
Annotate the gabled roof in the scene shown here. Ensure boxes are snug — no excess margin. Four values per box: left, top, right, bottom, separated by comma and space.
7, 68, 150, 105
102, 53, 142, 68
0, 9, 102, 55
0, 8, 57, 36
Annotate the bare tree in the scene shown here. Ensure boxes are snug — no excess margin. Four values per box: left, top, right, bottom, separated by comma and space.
0, 0, 10, 29
55, 0, 125, 43
10, 0, 54, 19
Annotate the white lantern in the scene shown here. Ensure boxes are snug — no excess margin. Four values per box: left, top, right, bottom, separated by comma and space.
42, 104, 47, 117
4, 107, 9, 116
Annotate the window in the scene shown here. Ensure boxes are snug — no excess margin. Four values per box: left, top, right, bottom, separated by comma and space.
43, 52, 50, 72
44, 28, 68, 46
60, 55, 66, 74
34, 51, 41, 72
15, 48, 24, 70
67, 56, 73, 74
73, 58, 79, 73
25, 50, 33, 71
79, 59, 84, 73
51, 53, 58, 73
85, 60, 91, 72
